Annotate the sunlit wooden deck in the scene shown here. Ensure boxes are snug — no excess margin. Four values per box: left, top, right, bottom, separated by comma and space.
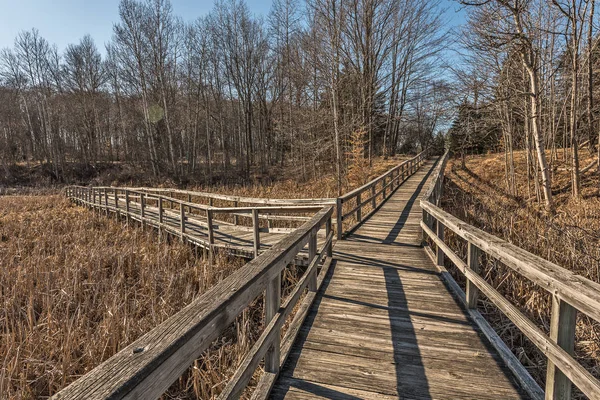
270, 159, 529, 399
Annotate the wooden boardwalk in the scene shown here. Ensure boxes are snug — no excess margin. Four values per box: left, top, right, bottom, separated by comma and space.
112, 198, 325, 260
270, 159, 529, 400
59, 151, 600, 400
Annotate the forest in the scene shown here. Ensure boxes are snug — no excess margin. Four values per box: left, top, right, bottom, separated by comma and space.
0, 0, 448, 192
449, 0, 600, 210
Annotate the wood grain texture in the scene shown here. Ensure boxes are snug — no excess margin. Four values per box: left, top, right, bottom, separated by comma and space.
271, 158, 529, 400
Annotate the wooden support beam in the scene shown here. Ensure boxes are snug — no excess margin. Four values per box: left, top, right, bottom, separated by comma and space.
180, 202, 186, 242
371, 185, 376, 209
114, 189, 119, 220
336, 198, 343, 240
252, 209, 260, 258
356, 193, 362, 222
466, 242, 480, 309
207, 209, 214, 246
436, 220, 444, 267
308, 231, 317, 292
546, 297, 577, 400
233, 201, 239, 225
140, 193, 145, 230
125, 190, 130, 226
265, 273, 281, 373
158, 196, 163, 239
325, 217, 332, 258
104, 189, 108, 214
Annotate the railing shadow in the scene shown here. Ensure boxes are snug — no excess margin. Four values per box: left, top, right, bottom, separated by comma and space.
381, 160, 436, 245
383, 264, 432, 398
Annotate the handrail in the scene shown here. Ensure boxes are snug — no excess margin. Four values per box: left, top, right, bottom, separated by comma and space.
65, 186, 323, 258
420, 151, 600, 400
335, 148, 429, 239
52, 206, 334, 400
128, 186, 337, 206
422, 149, 449, 205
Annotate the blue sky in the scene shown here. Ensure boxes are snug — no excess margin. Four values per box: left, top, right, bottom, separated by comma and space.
0, 0, 466, 55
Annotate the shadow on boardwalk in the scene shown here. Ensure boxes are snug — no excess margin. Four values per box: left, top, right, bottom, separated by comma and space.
270, 159, 528, 400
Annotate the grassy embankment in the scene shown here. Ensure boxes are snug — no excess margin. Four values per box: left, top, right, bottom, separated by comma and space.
441, 149, 600, 395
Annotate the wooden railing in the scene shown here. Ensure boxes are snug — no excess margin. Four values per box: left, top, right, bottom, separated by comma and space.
336, 148, 429, 239
52, 205, 334, 400
66, 186, 323, 258
420, 150, 600, 400
68, 147, 430, 243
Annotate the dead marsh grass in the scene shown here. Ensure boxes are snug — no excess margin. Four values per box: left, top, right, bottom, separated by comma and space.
0, 195, 257, 399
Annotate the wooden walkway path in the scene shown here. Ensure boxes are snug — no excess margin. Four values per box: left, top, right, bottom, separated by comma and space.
59, 151, 600, 400
270, 159, 529, 399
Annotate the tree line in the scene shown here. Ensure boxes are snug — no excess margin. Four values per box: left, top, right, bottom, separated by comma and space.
449, 0, 600, 210
0, 0, 449, 190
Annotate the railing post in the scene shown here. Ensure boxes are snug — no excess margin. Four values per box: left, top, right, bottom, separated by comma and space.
545, 296, 577, 400
436, 220, 444, 267
252, 209, 260, 258
180, 202, 186, 242
140, 193, 146, 230
158, 196, 163, 239
104, 189, 109, 215
466, 243, 480, 309
371, 185, 376, 209
336, 198, 343, 240
187, 193, 192, 214
233, 201, 239, 225
114, 189, 119, 220
207, 209, 214, 247
92, 188, 96, 207
265, 272, 281, 373
158, 196, 163, 224
308, 230, 317, 292
326, 217, 333, 258
383, 176, 387, 198
356, 193, 362, 222
125, 190, 130, 226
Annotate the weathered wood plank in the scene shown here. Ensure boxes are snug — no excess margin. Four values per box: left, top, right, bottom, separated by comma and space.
271, 158, 528, 400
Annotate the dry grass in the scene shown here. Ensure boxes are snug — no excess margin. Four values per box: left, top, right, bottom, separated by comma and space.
157, 156, 406, 200
0, 154, 412, 399
441, 149, 600, 395
0, 195, 257, 399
